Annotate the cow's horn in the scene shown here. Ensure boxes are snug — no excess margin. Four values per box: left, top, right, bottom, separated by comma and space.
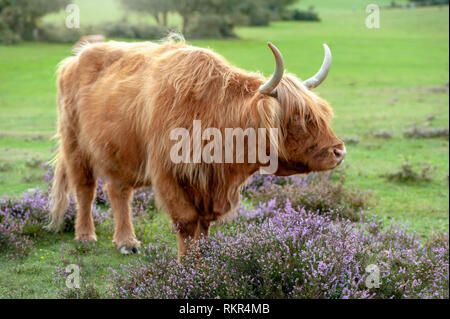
303, 44, 332, 89
259, 42, 284, 95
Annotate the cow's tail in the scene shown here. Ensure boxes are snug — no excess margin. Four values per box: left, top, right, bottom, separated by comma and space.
45, 152, 70, 232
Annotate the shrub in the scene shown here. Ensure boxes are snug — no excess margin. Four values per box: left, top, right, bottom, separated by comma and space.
107, 201, 449, 299
403, 125, 449, 139
228, 12, 250, 26
0, 161, 13, 172
409, 0, 449, 5
282, 9, 320, 22
186, 15, 235, 39
25, 157, 43, 169
237, 2, 272, 26
370, 129, 394, 139
0, 0, 70, 44
0, 215, 32, 258
0, 20, 21, 45
0, 175, 110, 257
38, 23, 82, 43
382, 161, 436, 183
37, 21, 167, 44
99, 21, 166, 40
243, 171, 369, 222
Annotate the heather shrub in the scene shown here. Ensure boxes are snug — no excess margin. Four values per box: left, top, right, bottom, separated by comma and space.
0, 186, 108, 257
0, 165, 157, 258
403, 125, 449, 139
52, 246, 103, 299
0, 215, 32, 258
243, 171, 369, 221
369, 129, 394, 139
108, 201, 448, 299
25, 157, 43, 169
382, 161, 436, 183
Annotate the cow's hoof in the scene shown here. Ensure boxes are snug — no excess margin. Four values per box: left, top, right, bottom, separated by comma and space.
118, 246, 140, 255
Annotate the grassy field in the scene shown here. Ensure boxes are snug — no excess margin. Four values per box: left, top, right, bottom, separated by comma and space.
0, 1, 448, 298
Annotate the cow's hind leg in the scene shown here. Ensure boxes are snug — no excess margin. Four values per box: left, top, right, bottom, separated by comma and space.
69, 162, 97, 242
106, 184, 140, 254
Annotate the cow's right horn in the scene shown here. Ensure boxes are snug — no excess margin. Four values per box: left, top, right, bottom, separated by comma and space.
303, 44, 332, 89
259, 42, 284, 96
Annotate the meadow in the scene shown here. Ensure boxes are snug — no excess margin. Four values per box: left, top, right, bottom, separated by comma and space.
0, 1, 448, 298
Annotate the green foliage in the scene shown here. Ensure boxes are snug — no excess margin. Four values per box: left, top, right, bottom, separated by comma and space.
121, 0, 172, 26
36, 23, 81, 43
172, 0, 242, 34
0, 0, 69, 42
187, 14, 235, 39
282, 8, 320, 21
99, 21, 166, 39
237, 1, 272, 26
382, 160, 436, 184
409, 0, 449, 5
118, 0, 307, 36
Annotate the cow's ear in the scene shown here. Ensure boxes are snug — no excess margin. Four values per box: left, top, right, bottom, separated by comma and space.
269, 90, 278, 98
255, 96, 281, 128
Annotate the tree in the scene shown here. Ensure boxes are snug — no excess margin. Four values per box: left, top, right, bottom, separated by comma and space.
121, 0, 173, 27
408, 0, 449, 4
0, 0, 69, 40
172, 0, 242, 34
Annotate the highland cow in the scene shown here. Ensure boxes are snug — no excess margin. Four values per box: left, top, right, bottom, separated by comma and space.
46, 35, 345, 260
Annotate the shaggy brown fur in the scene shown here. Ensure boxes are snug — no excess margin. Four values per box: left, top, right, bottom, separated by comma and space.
47, 36, 344, 260
73, 34, 105, 51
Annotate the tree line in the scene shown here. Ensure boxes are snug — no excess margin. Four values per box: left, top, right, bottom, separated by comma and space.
0, 0, 320, 45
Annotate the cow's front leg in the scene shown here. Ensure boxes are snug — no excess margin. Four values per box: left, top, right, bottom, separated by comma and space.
175, 220, 199, 261
176, 218, 210, 261
105, 183, 140, 254
195, 219, 210, 240
152, 170, 200, 262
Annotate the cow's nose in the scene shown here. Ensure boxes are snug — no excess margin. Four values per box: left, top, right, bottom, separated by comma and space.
333, 145, 346, 161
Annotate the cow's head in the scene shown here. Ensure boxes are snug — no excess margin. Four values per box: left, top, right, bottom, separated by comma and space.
258, 43, 345, 176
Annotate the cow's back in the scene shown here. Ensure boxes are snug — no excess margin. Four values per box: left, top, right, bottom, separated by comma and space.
56, 41, 180, 186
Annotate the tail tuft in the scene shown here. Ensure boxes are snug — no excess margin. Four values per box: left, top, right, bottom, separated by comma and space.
45, 155, 69, 232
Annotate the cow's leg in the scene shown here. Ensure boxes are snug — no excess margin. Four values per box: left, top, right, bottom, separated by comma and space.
74, 181, 97, 241
152, 171, 199, 262
195, 219, 210, 240
68, 159, 97, 242
176, 220, 198, 261
106, 183, 140, 254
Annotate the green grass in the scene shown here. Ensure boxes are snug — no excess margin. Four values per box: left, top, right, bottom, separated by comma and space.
0, 2, 448, 298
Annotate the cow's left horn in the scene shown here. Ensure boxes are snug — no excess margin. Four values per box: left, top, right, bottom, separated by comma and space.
303, 44, 332, 89
259, 42, 284, 95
